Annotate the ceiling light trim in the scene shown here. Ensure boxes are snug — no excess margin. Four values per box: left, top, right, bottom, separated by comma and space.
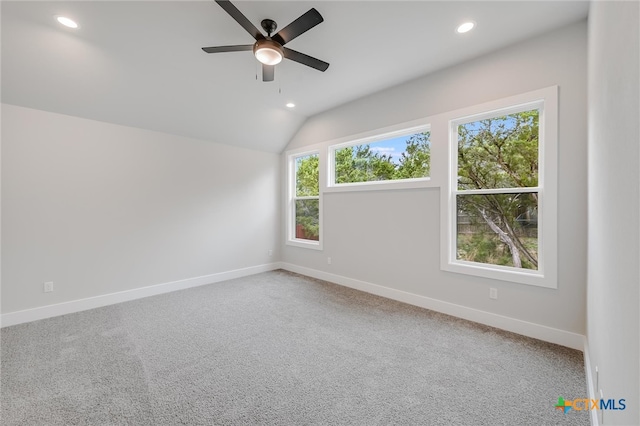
253, 39, 284, 66
55, 16, 79, 29
456, 21, 476, 34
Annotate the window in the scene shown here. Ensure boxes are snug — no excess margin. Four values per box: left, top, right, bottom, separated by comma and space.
442, 87, 558, 288
329, 125, 431, 187
288, 151, 321, 248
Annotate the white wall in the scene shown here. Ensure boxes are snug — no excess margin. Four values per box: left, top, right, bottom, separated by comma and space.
283, 21, 588, 342
1, 104, 281, 316
587, 1, 639, 424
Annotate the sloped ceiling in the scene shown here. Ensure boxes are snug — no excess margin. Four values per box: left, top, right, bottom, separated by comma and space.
1, 1, 588, 153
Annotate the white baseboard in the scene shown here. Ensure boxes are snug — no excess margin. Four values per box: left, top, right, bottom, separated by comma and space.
1, 262, 283, 328
281, 262, 585, 351
583, 337, 600, 426
3, 261, 586, 352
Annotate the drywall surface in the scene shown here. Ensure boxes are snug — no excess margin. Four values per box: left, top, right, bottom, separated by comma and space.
283, 22, 588, 336
1, 104, 280, 314
587, 1, 639, 424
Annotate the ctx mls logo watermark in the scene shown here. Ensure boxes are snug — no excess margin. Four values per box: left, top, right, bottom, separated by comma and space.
555, 396, 626, 414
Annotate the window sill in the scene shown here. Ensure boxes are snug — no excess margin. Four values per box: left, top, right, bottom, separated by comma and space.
325, 178, 437, 193
442, 260, 557, 289
286, 239, 323, 250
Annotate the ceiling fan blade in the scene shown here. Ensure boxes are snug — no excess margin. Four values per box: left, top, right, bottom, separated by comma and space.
271, 8, 323, 45
283, 47, 329, 72
215, 0, 264, 41
202, 45, 254, 53
262, 64, 275, 82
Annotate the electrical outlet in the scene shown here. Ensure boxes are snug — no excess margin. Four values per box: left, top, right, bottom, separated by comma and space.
327, 257, 332, 265
489, 288, 498, 299
44, 282, 54, 293
268, 249, 273, 257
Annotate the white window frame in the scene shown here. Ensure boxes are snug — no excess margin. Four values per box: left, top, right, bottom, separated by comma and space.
286, 148, 323, 250
440, 86, 558, 288
327, 123, 434, 192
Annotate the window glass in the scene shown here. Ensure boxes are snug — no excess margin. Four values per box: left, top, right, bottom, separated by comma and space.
443, 87, 558, 287
293, 153, 319, 242
458, 111, 539, 190
454, 109, 540, 271
333, 130, 430, 184
456, 193, 538, 270
296, 154, 319, 197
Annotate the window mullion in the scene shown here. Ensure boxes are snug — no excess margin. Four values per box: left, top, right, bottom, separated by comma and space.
455, 187, 540, 195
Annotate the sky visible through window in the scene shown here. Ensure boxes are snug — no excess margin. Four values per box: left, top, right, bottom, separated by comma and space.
367, 135, 415, 164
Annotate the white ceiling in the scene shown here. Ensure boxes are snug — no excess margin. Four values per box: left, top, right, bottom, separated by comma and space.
2, 1, 589, 153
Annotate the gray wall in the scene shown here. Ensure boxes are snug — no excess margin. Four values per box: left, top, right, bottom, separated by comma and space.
587, 1, 639, 424
1, 104, 281, 314
283, 21, 587, 336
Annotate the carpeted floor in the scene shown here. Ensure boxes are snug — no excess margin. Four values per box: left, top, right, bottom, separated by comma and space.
1, 270, 588, 425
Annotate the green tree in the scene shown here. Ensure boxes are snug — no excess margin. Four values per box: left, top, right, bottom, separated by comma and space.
457, 111, 539, 269
395, 132, 431, 179
295, 154, 319, 240
335, 132, 430, 184
296, 154, 319, 197
335, 145, 395, 183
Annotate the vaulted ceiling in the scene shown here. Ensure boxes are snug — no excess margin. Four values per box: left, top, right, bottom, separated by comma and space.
1, 1, 589, 153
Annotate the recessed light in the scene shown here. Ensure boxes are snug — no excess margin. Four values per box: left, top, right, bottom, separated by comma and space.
286, 103, 295, 108
56, 16, 79, 29
456, 21, 475, 34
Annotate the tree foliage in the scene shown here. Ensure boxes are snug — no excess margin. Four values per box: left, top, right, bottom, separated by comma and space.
396, 133, 431, 179
335, 132, 430, 184
296, 154, 319, 197
295, 154, 320, 240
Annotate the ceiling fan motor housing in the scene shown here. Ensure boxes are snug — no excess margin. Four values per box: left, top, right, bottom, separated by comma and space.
261, 19, 278, 36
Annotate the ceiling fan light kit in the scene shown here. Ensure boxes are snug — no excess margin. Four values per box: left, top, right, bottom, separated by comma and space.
202, 0, 329, 82
254, 39, 283, 66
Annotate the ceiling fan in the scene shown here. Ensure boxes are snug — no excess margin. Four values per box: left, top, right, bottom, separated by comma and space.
202, 0, 329, 82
